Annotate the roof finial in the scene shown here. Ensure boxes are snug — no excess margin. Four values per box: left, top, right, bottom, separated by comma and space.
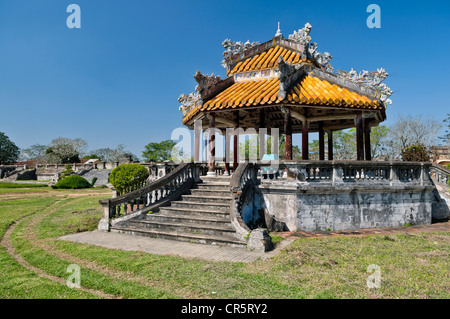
275, 22, 283, 37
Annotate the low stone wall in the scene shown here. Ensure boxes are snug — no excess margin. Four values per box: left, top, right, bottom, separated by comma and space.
236, 161, 439, 232
255, 182, 433, 232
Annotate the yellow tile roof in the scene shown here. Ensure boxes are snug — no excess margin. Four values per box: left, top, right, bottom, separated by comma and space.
228, 45, 305, 75
182, 75, 382, 124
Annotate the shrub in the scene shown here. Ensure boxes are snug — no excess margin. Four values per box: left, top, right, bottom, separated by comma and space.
52, 175, 92, 189
91, 177, 98, 186
401, 144, 430, 162
60, 164, 74, 179
109, 164, 149, 195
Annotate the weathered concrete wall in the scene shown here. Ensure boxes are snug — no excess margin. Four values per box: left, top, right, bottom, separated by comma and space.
253, 182, 434, 232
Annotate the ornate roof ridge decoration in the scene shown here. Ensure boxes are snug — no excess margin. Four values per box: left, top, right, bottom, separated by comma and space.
194, 70, 221, 95
178, 92, 201, 116
221, 39, 260, 70
278, 56, 308, 100
288, 23, 334, 73
289, 23, 392, 105
179, 71, 233, 116
288, 23, 312, 46
336, 68, 393, 105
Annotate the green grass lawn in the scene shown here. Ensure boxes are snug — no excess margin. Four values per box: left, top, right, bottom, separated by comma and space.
0, 182, 49, 188
0, 186, 448, 299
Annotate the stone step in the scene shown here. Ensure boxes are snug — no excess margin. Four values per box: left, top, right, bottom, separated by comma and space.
111, 226, 246, 248
129, 217, 235, 236
159, 206, 229, 218
171, 200, 229, 211
143, 211, 230, 227
200, 176, 232, 183
190, 189, 233, 197
181, 194, 232, 205
195, 183, 230, 190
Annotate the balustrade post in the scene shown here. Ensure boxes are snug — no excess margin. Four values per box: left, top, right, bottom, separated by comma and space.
390, 163, 400, 186
420, 163, 424, 186
332, 164, 344, 186
98, 199, 111, 231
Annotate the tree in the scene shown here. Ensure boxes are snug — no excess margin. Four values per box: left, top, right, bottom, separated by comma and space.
88, 144, 135, 163
401, 144, 430, 162
46, 137, 88, 164
82, 154, 99, 160
20, 144, 48, 163
370, 125, 390, 159
0, 133, 20, 164
439, 113, 450, 146
387, 115, 442, 157
142, 140, 177, 162
0, 132, 20, 165
109, 164, 149, 195
333, 129, 356, 160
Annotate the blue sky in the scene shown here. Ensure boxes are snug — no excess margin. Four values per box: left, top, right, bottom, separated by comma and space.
1, 0, 449, 159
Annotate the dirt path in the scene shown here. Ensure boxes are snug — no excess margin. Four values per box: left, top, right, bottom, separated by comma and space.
0, 199, 118, 299
1, 194, 198, 299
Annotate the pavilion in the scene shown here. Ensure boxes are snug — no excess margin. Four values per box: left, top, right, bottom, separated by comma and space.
178, 23, 393, 175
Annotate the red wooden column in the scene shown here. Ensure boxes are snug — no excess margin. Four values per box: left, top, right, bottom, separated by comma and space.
259, 109, 266, 161
207, 113, 216, 175
302, 109, 309, 160
356, 111, 364, 161
318, 122, 325, 161
328, 130, 334, 161
233, 111, 239, 171
364, 118, 372, 161
194, 119, 201, 163
223, 128, 230, 175
284, 108, 293, 160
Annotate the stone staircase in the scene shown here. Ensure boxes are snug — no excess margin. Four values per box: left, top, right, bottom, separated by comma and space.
110, 175, 247, 248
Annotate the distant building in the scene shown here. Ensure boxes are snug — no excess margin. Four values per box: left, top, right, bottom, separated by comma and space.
432, 145, 450, 166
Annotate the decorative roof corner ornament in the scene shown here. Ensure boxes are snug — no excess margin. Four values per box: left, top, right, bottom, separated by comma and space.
316, 52, 334, 73
289, 23, 334, 73
278, 56, 304, 100
275, 22, 283, 37
288, 22, 312, 45
221, 38, 260, 70
194, 70, 221, 94
337, 68, 393, 105
178, 92, 200, 116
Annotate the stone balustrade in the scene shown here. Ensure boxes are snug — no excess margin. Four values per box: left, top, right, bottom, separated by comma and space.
231, 160, 438, 232
255, 160, 432, 186
429, 163, 450, 187
98, 163, 201, 231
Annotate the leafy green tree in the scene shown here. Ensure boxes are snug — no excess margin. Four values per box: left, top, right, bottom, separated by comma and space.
369, 125, 390, 159
82, 154, 99, 160
0, 132, 20, 164
333, 129, 356, 160
142, 140, 177, 162
109, 164, 149, 195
